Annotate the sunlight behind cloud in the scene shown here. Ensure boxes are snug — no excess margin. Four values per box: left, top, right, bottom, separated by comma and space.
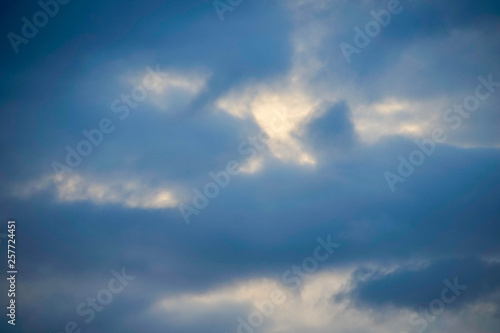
217, 84, 319, 167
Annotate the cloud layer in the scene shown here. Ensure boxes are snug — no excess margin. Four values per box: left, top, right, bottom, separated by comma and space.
0, 0, 499, 332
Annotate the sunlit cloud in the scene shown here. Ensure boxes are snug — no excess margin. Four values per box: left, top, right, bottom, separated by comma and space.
239, 156, 264, 174
151, 265, 500, 333
126, 67, 211, 112
350, 98, 448, 143
13, 173, 180, 209
215, 10, 329, 169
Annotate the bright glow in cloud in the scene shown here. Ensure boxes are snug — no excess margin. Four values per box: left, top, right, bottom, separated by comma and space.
215, 15, 329, 169
217, 83, 319, 168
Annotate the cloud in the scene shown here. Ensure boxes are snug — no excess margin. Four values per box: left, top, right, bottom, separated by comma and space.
350, 97, 449, 143
13, 173, 180, 209
348, 257, 500, 310
216, 83, 320, 167
1, 0, 500, 332
148, 267, 500, 333
214, 3, 332, 170
120, 66, 211, 114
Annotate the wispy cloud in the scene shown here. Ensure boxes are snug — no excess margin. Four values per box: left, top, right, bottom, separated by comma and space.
13, 173, 180, 209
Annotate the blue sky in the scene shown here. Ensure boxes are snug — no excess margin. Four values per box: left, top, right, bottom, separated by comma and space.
1, 0, 500, 332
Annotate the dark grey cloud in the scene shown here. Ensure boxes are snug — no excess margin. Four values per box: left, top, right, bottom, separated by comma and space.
347, 257, 500, 310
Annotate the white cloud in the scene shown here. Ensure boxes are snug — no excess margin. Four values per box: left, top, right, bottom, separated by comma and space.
13, 173, 179, 209
215, 9, 330, 170
151, 267, 500, 333
124, 66, 210, 113
143, 69, 210, 112
239, 156, 265, 174
350, 98, 449, 143
217, 83, 320, 168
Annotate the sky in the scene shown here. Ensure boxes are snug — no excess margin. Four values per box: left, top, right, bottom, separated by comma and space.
0, 0, 500, 332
